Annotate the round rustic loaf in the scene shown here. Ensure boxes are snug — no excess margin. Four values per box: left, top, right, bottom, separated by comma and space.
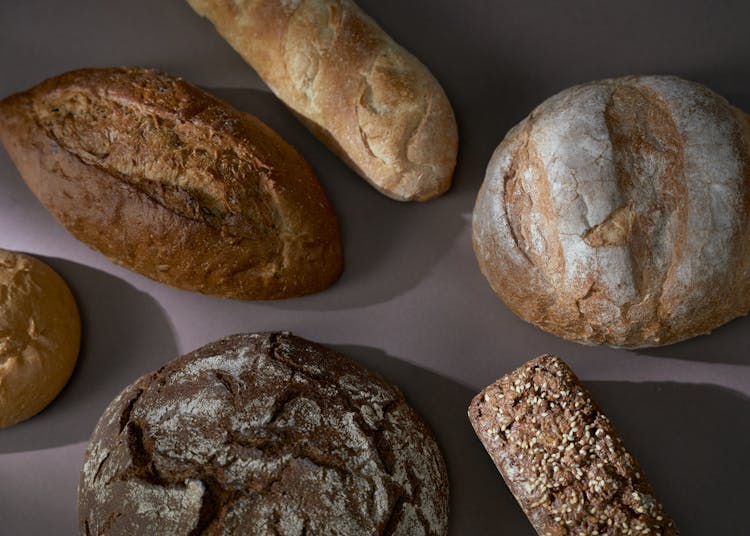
0, 248, 80, 428
79, 332, 449, 535
473, 75, 750, 347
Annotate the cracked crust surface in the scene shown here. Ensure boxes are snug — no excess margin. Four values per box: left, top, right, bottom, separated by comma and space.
186, 0, 458, 201
0, 248, 80, 428
0, 68, 342, 300
468, 355, 678, 536
78, 332, 449, 535
473, 75, 750, 347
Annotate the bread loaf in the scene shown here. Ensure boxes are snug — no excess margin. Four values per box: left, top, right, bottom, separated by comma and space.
469, 355, 679, 535
0, 248, 80, 428
186, 0, 459, 201
473, 75, 750, 347
79, 332, 449, 535
0, 68, 342, 300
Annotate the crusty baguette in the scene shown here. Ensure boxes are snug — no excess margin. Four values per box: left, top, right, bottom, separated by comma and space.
0, 68, 342, 299
469, 355, 678, 535
186, 0, 458, 201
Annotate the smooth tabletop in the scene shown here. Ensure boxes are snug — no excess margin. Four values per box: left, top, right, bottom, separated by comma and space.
1, 1, 749, 534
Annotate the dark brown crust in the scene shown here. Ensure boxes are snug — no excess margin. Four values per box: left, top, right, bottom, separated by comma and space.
79, 332, 449, 535
468, 355, 678, 535
0, 68, 342, 299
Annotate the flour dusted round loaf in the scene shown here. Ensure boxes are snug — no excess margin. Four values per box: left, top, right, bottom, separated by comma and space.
0, 248, 80, 428
473, 75, 750, 347
79, 332, 448, 535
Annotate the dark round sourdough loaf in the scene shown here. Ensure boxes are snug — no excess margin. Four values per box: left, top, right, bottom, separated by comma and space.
78, 332, 449, 535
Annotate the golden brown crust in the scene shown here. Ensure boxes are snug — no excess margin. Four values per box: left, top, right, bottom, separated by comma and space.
469, 355, 679, 535
186, 0, 458, 201
0, 249, 81, 428
0, 68, 343, 299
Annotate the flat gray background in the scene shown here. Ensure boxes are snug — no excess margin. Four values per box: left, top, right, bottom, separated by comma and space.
1, 1, 749, 534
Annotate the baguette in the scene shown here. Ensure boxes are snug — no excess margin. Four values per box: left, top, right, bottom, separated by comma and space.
469, 355, 678, 535
0, 68, 342, 299
186, 0, 458, 201
79, 332, 449, 535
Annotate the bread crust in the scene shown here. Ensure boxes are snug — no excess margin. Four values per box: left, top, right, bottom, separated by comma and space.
78, 332, 449, 535
0, 248, 80, 428
469, 355, 679, 535
0, 68, 342, 300
186, 0, 458, 201
473, 75, 750, 347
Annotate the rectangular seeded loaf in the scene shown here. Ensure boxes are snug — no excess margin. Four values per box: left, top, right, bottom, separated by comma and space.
468, 355, 679, 535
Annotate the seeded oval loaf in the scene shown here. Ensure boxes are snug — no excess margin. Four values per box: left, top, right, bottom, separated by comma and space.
186, 0, 458, 202
473, 75, 750, 347
0, 68, 342, 300
78, 332, 449, 535
0, 248, 80, 428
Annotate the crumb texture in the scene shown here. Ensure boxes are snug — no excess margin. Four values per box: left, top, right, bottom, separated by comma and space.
79, 332, 448, 535
469, 355, 678, 535
473, 75, 750, 347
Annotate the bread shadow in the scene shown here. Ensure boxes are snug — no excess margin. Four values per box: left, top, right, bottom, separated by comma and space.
210, 87, 469, 310
201, 1, 546, 311
333, 346, 750, 534
724, 92, 750, 112
333, 344, 533, 534
587, 381, 750, 535
633, 313, 750, 365
0, 257, 178, 453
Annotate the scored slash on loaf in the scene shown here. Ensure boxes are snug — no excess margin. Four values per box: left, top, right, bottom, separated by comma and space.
0, 68, 343, 300
468, 355, 678, 535
472, 75, 750, 347
186, 0, 459, 201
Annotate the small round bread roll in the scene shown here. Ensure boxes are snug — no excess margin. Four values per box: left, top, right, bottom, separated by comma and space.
473, 75, 750, 347
0, 248, 80, 428
79, 332, 448, 535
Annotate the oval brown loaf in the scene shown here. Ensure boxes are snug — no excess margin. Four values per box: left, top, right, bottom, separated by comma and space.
473, 75, 750, 347
186, 0, 459, 202
78, 332, 449, 535
0, 68, 342, 300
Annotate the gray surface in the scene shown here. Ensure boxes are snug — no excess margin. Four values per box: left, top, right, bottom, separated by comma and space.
0, 0, 749, 534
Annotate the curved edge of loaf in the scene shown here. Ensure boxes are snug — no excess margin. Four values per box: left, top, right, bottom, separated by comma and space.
473, 75, 750, 347
0, 68, 343, 300
186, 0, 458, 202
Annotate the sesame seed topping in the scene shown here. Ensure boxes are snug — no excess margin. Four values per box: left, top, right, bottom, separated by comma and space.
471, 355, 676, 535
